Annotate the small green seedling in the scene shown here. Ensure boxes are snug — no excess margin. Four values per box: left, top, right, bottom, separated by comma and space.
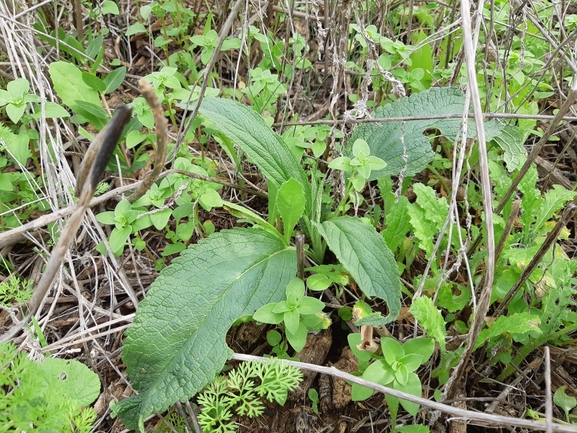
253, 278, 330, 352
0, 78, 41, 124
351, 336, 434, 421
308, 388, 320, 415
554, 386, 577, 423
329, 138, 387, 192
266, 330, 291, 359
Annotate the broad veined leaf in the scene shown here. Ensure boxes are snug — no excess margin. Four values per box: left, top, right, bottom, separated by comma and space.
48, 61, 106, 130
315, 217, 401, 322
348, 87, 506, 179
199, 98, 311, 213
112, 228, 297, 431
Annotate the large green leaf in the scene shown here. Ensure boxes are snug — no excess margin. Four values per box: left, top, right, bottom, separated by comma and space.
348, 87, 506, 179
199, 98, 311, 213
48, 61, 106, 130
113, 228, 296, 431
315, 217, 401, 322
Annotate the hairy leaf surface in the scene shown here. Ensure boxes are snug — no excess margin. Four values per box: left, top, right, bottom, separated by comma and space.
199, 98, 311, 213
316, 217, 400, 322
348, 87, 506, 179
113, 228, 296, 431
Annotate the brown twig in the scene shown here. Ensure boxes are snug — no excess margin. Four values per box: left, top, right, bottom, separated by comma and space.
127, 80, 168, 202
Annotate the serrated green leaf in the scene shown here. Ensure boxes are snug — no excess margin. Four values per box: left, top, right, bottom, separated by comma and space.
348, 87, 505, 179
316, 217, 401, 323
354, 312, 388, 326
534, 185, 577, 234
113, 228, 296, 431
518, 165, 541, 228
409, 297, 446, 352
48, 61, 105, 130
406, 183, 449, 259
475, 313, 542, 350
199, 98, 311, 214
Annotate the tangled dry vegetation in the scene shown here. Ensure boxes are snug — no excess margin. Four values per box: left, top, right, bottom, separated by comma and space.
2, 0, 577, 432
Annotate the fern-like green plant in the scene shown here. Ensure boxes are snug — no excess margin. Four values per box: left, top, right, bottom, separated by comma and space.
196, 360, 302, 433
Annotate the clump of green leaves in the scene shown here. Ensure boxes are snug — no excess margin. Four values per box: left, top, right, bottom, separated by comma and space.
0, 342, 100, 432
253, 278, 331, 352
329, 138, 387, 213
196, 360, 302, 433
0, 275, 33, 307
350, 336, 434, 421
